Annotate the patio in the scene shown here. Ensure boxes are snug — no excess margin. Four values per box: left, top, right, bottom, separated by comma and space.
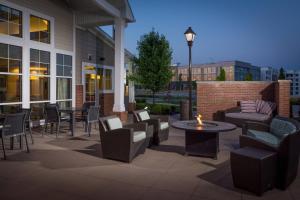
0, 115, 299, 200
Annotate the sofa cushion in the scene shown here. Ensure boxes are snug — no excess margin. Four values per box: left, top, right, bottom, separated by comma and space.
259, 101, 276, 116
160, 122, 169, 130
240, 100, 257, 113
106, 117, 123, 130
225, 112, 270, 122
133, 131, 146, 143
270, 118, 297, 139
138, 111, 150, 121
247, 129, 281, 147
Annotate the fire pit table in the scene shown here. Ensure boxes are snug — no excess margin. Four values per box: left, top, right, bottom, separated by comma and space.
172, 120, 236, 159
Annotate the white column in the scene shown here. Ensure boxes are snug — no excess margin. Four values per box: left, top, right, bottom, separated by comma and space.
113, 18, 126, 112
50, 51, 56, 104
22, 12, 30, 109
128, 61, 135, 103
72, 13, 76, 107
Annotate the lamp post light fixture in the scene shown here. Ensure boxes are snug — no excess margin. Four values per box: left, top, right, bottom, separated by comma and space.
184, 27, 196, 120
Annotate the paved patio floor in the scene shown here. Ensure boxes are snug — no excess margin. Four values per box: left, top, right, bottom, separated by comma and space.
0, 117, 299, 200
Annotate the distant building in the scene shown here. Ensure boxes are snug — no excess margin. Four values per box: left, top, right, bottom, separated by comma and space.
260, 67, 279, 81
286, 70, 300, 97
172, 60, 261, 82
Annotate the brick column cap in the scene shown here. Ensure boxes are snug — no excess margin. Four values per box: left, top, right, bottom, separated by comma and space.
277, 80, 291, 83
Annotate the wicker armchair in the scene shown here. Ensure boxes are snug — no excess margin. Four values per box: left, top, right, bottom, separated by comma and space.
99, 115, 148, 162
240, 116, 300, 190
133, 109, 169, 145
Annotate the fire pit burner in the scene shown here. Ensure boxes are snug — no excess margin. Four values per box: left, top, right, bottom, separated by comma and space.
186, 121, 218, 128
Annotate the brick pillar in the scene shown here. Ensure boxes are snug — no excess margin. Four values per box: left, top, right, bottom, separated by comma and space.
76, 85, 83, 108
275, 80, 291, 117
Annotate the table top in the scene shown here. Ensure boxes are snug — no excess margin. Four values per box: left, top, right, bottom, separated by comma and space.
59, 107, 84, 112
172, 120, 236, 133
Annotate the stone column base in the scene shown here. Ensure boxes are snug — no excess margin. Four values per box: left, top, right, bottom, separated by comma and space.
110, 111, 128, 122
128, 102, 136, 113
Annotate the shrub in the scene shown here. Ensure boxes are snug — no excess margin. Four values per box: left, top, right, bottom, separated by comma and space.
136, 98, 146, 103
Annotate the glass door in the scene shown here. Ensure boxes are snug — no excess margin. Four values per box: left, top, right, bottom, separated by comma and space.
83, 64, 103, 106
85, 73, 96, 103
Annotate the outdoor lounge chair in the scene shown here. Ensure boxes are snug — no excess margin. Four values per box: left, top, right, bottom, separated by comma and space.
0, 112, 29, 160
240, 116, 300, 190
133, 109, 169, 145
99, 115, 148, 162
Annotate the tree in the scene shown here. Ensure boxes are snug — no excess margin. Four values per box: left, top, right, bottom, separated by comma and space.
131, 30, 173, 104
216, 67, 226, 81
244, 72, 253, 81
278, 67, 286, 80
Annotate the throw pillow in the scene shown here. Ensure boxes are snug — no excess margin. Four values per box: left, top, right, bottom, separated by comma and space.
240, 100, 257, 113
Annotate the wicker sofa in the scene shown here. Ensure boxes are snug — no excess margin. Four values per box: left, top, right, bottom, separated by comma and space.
240, 116, 300, 189
218, 101, 276, 127
99, 115, 148, 162
133, 109, 169, 145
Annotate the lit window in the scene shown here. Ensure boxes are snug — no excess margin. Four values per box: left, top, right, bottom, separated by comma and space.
30, 48, 50, 101
30, 15, 50, 44
56, 54, 72, 104
105, 69, 112, 90
0, 4, 22, 37
0, 43, 22, 104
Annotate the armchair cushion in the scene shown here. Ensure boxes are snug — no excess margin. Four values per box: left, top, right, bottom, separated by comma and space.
247, 129, 281, 147
133, 131, 146, 143
270, 118, 297, 139
138, 111, 150, 121
160, 122, 169, 130
106, 117, 123, 130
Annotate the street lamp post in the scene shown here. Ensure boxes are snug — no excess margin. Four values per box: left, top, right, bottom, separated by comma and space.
184, 27, 196, 120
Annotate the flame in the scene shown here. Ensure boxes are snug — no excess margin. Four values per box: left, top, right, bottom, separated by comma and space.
196, 114, 203, 125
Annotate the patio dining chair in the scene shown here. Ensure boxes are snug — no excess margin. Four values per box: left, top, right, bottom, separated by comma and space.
21, 108, 34, 144
76, 102, 94, 127
0, 112, 29, 160
43, 104, 61, 138
85, 106, 100, 136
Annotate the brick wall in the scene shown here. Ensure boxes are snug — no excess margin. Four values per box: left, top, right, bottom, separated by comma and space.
275, 80, 291, 117
75, 85, 83, 108
197, 81, 278, 120
100, 93, 114, 116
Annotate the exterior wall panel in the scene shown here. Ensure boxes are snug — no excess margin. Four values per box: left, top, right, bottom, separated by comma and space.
76, 28, 115, 85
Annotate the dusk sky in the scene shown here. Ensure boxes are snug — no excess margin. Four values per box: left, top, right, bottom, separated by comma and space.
105, 0, 300, 69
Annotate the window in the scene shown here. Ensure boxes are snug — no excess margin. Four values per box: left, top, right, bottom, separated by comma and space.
0, 43, 22, 104
30, 15, 50, 44
105, 69, 112, 90
0, 4, 22, 37
56, 53, 72, 105
97, 68, 104, 90
30, 48, 50, 101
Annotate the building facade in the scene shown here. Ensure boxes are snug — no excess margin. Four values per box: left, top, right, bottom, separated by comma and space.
0, 0, 135, 120
286, 70, 300, 97
260, 67, 279, 81
172, 61, 261, 82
